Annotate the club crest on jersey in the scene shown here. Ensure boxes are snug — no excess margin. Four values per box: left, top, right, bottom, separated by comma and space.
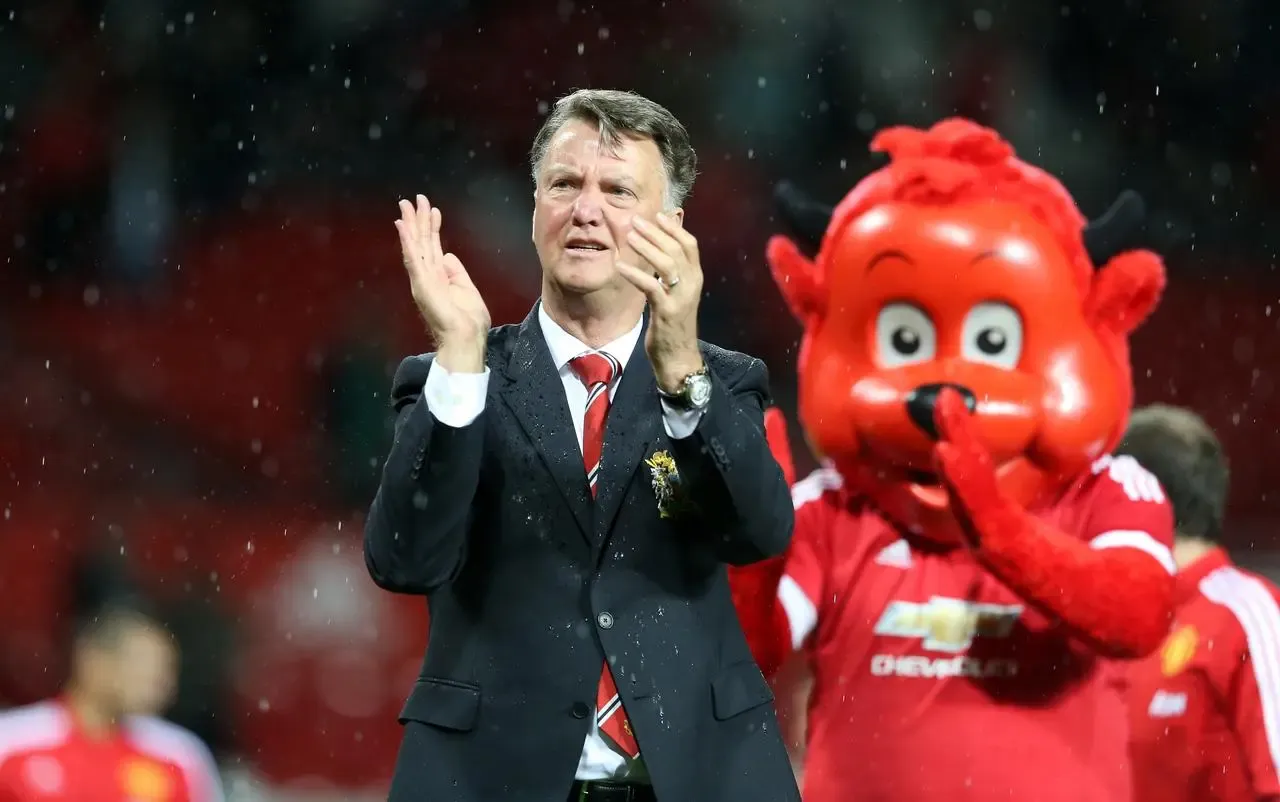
873, 596, 1024, 653
1160, 625, 1198, 677
120, 757, 172, 802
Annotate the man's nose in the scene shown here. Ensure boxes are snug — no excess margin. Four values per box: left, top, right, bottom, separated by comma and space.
571, 190, 604, 225
905, 383, 977, 440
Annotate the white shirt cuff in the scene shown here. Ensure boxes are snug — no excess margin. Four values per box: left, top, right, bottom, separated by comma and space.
423, 360, 490, 428
660, 399, 703, 440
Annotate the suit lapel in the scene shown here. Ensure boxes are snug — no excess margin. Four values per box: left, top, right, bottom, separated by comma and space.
593, 323, 662, 551
498, 308, 594, 545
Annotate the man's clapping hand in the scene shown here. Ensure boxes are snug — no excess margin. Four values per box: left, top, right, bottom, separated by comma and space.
615, 213, 706, 393
396, 195, 491, 372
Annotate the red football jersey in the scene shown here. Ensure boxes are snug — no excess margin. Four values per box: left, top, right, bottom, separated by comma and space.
781, 455, 1175, 802
0, 700, 223, 802
1127, 548, 1280, 802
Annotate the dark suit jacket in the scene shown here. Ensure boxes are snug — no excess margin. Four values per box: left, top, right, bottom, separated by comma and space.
364, 306, 799, 802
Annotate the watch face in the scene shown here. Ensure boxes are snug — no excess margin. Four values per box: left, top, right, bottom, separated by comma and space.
687, 374, 713, 407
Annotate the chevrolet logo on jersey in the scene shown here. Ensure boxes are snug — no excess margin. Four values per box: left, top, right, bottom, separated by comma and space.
873, 596, 1024, 653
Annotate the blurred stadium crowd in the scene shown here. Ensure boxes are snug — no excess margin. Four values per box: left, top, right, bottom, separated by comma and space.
1, 0, 1279, 796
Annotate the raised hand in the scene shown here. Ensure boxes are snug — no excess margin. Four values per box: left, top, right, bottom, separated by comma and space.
615, 213, 706, 392
932, 388, 1008, 545
395, 195, 491, 371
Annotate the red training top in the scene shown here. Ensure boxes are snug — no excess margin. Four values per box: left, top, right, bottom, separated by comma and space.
1128, 547, 1280, 802
0, 699, 223, 802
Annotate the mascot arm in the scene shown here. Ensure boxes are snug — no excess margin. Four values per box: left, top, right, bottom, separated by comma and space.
731, 409, 828, 678
934, 393, 1175, 658
668, 357, 793, 565
730, 504, 830, 678
764, 407, 797, 486
729, 557, 793, 679
959, 503, 1174, 658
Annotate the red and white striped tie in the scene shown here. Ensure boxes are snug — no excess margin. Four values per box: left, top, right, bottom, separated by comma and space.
568, 351, 640, 759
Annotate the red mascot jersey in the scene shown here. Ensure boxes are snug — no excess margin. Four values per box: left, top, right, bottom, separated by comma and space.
782, 457, 1172, 802
1127, 548, 1280, 802
734, 119, 1177, 802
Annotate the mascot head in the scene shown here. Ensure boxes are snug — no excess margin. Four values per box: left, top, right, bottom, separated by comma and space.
768, 118, 1165, 542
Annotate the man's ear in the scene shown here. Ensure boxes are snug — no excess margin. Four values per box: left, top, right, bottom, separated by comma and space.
530, 191, 538, 244
668, 207, 685, 226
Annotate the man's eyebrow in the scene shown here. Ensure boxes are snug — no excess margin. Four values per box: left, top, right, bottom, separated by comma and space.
600, 174, 639, 186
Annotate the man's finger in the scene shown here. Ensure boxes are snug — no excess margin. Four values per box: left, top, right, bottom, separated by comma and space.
398, 199, 417, 235
633, 216, 683, 258
616, 260, 667, 301
430, 206, 444, 260
443, 253, 474, 289
397, 217, 448, 286
394, 219, 419, 272
415, 194, 432, 247
654, 213, 698, 260
627, 231, 678, 283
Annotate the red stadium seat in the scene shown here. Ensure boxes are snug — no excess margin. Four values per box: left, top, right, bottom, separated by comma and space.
8, 199, 533, 496
0, 495, 93, 703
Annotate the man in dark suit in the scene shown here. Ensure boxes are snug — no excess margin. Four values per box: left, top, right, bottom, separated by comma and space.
365, 88, 799, 802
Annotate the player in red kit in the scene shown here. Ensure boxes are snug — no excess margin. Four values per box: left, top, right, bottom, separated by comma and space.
1119, 405, 1280, 802
732, 119, 1177, 801
0, 560, 223, 802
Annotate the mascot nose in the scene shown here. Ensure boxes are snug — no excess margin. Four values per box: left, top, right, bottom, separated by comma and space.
905, 383, 978, 440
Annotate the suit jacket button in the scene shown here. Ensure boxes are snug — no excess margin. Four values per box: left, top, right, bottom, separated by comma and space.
570, 702, 590, 719
597, 612, 614, 630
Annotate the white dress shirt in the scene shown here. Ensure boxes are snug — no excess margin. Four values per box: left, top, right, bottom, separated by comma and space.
422, 302, 705, 781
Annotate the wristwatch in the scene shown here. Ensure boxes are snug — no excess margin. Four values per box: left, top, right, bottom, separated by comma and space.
658, 366, 712, 411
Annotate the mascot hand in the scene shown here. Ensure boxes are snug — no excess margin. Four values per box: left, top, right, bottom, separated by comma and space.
931, 389, 1172, 657
932, 388, 1010, 543
764, 407, 797, 487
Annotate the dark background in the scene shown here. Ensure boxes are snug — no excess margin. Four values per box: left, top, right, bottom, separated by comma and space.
2, 0, 1278, 796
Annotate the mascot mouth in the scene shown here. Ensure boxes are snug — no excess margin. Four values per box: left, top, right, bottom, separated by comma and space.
904, 468, 948, 509
904, 468, 940, 486
901, 457, 1026, 511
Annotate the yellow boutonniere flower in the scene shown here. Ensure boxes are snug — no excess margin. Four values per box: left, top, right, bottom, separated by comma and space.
645, 450, 683, 519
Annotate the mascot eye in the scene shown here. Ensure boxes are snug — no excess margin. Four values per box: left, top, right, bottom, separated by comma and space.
875, 303, 937, 368
961, 302, 1023, 369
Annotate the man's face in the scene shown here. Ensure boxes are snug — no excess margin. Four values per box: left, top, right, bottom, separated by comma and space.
531, 118, 681, 296
107, 623, 178, 718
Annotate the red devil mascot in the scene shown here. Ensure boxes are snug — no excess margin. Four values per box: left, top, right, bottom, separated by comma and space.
731, 119, 1177, 802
